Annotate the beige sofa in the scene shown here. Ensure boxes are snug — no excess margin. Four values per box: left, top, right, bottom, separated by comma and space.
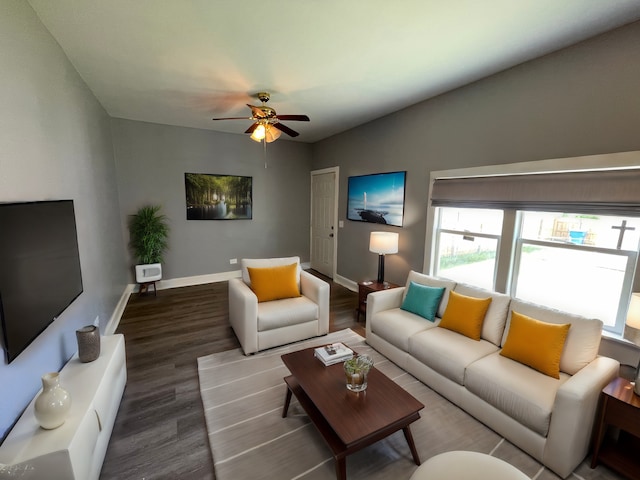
366, 270, 619, 478
228, 256, 330, 355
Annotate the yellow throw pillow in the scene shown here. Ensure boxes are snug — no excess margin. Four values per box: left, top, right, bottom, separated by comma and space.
500, 311, 570, 379
438, 291, 492, 341
247, 263, 301, 302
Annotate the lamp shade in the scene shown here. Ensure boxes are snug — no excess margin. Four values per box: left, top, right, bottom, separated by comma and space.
626, 293, 640, 328
624, 292, 640, 345
250, 124, 266, 142
624, 293, 640, 395
265, 125, 281, 143
369, 232, 399, 255
250, 124, 281, 143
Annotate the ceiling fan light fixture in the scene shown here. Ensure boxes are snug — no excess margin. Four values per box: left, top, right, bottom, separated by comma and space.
250, 123, 266, 142
265, 125, 281, 143
213, 91, 309, 141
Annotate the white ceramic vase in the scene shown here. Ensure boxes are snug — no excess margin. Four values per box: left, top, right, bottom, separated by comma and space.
34, 372, 72, 429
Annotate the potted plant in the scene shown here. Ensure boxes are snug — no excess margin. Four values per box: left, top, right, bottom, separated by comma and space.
343, 355, 374, 392
128, 205, 169, 284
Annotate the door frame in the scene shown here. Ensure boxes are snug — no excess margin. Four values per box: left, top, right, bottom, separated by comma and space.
310, 166, 339, 279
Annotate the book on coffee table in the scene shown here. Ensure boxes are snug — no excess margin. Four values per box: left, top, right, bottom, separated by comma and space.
314, 343, 354, 366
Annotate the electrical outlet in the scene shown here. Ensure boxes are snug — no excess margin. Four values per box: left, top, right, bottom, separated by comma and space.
230, 258, 238, 264
339, 220, 344, 228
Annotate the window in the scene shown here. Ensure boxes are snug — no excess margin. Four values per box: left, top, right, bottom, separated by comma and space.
434, 208, 503, 290
428, 157, 640, 335
432, 207, 640, 334
513, 212, 639, 330
428, 156, 640, 335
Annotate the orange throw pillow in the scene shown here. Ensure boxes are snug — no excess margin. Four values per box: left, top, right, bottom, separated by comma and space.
500, 311, 570, 379
247, 263, 300, 302
438, 291, 492, 341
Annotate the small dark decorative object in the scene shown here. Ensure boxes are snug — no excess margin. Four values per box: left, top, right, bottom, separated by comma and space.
76, 325, 100, 363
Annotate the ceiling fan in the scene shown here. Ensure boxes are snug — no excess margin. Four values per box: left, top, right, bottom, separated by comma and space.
212, 92, 310, 142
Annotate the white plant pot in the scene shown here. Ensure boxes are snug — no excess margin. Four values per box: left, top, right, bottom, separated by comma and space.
135, 263, 162, 283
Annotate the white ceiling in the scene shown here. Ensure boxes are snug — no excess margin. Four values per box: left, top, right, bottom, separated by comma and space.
28, 1, 640, 143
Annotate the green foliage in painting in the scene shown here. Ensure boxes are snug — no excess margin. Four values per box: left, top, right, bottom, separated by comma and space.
185, 173, 252, 210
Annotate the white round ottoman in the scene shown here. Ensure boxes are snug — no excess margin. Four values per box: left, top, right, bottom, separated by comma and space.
409, 451, 530, 480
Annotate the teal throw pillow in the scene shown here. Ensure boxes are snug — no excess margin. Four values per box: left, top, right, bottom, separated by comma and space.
401, 281, 445, 321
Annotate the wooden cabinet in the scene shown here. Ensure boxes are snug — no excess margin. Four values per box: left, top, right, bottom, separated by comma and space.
591, 377, 640, 479
356, 281, 401, 322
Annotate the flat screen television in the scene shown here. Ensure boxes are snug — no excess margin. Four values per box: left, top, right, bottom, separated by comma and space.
0, 200, 83, 363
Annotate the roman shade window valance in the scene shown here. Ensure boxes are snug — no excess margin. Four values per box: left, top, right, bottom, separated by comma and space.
431, 168, 640, 216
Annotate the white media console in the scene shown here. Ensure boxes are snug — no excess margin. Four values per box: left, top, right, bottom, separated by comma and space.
0, 334, 127, 479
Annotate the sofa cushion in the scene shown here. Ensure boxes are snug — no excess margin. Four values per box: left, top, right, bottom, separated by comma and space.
500, 311, 570, 379
370, 308, 437, 352
404, 271, 456, 319
248, 263, 301, 302
241, 257, 301, 287
409, 328, 499, 385
465, 352, 570, 437
453, 283, 511, 346
401, 281, 445, 321
439, 291, 492, 341
257, 296, 318, 331
505, 300, 603, 375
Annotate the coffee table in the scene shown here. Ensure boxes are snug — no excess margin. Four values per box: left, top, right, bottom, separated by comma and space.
281, 346, 424, 480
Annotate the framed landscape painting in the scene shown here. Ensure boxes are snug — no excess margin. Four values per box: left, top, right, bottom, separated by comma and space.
185, 173, 252, 220
347, 171, 406, 227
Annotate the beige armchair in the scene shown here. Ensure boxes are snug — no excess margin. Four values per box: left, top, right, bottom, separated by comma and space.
228, 256, 330, 355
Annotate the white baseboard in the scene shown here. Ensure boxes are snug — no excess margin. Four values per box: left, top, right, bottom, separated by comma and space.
150, 270, 242, 291
107, 267, 355, 334
334, 273, 357, 292
107, 270, 243, 333
105, 285, 134, 335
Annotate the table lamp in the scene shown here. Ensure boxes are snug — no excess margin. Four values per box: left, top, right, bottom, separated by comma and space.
623, 292, 640, 395
369, 232, 399, 284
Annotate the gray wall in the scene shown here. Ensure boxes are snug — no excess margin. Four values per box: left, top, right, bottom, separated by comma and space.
0, 1, 128, 439
312, 20, 640, 286
111, 119, 313, 280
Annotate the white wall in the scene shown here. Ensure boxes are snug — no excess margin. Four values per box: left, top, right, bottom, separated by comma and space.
0, 1, 128, 439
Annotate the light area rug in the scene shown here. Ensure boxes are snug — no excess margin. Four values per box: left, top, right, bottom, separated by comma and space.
197, 329, 622, 480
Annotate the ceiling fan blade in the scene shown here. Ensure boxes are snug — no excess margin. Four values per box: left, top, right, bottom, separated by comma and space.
273, 122, 299, 137
276, 115, 310, 122
244, 123, 259, 134
212, 116, 252, 121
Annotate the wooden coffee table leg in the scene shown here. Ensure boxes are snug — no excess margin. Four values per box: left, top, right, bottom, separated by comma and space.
282, 384, 293, 418
403, 425, 421, 465
335, 455, 347, 480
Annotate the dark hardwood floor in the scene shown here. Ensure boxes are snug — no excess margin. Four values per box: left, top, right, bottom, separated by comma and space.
100, 271, 361, 480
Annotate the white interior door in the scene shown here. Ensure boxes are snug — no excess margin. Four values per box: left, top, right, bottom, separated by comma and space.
310, 169, 338, 278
